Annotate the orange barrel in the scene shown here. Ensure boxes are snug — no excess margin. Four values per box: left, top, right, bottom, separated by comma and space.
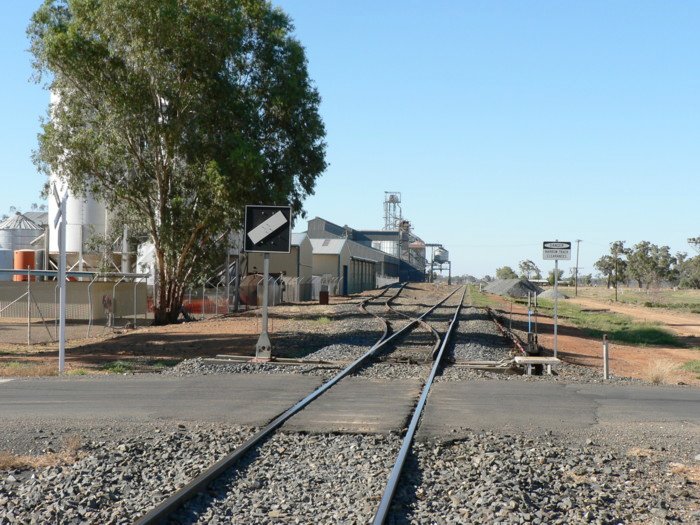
13, 250, 36, 282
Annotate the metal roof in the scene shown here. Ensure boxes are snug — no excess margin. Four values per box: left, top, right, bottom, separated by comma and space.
23, 211, 49, 226
0, 212, 42, 231
291, 232, 308, 246
310, 238, 347, 255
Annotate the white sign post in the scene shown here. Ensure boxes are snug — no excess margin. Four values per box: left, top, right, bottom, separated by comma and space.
244, 205, 292, 360
543, 241, 571, 358
53, 186, 68, 373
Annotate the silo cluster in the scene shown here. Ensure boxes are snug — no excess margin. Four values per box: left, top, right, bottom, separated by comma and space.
0, 213, 44, 281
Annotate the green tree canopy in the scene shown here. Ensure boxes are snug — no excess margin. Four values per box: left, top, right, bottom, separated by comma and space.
29, 0, 326, 323
495, 266, 518, 280
518, 259, 541, 279
627, 241, 676, 289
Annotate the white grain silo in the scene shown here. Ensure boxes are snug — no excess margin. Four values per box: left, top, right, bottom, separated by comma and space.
47, 93, 108, 257
48, 177, 108, 255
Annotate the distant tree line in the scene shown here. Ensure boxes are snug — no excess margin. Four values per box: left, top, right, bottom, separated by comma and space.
594, 240, 700, 289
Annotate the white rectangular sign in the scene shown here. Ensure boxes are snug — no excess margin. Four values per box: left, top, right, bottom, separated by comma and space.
543, 241, 571, 260
247, 210, 288, 245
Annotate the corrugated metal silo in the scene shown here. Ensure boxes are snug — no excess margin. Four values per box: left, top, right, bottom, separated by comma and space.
0, 249, 12, 281
0, 213, 43, 251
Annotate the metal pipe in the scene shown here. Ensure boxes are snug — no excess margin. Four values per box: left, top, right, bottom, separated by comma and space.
87, 273, 99, 337
111, 276, 126, 327
0, 269, 149, 279
27, 268, 31, 347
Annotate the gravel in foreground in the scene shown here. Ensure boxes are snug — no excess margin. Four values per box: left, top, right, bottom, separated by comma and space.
391, 431, 700, 524
0, 424, 253, 524
175, 432, 401, 524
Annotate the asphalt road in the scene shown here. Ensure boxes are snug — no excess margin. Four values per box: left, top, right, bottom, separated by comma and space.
0, 374, 698, 437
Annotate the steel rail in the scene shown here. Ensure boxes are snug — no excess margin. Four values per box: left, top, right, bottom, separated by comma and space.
135, 284, 460, 525
372, 285, 468, 524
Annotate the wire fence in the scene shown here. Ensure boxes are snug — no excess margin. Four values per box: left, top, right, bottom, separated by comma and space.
0, 271, 149, 345
0, 267, 401, 345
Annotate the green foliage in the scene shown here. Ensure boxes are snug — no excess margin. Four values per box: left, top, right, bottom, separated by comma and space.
677, 255, 700, 289
627, 241, 676, 289
681, 360, 700, 378
29, 0, 326, 323
315, 316, 332, 324
100, 360, 134, 374
547, 268, 565, 285
495, 266, 518, 280
536, 299, 683, 347
518, 259, 541, 279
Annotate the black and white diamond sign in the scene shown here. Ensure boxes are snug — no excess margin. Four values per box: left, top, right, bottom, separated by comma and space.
244, 205, 292, 253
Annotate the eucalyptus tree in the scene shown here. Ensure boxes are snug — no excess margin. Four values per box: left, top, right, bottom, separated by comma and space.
29, 0, 326, 323
518, 259, 541, 279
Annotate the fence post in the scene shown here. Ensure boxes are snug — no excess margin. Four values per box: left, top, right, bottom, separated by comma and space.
27, 268, 31, 347
603, 334, 609, 380
87, 274, 99, 337
202, 282, 206, 320
133, 277, 138, 327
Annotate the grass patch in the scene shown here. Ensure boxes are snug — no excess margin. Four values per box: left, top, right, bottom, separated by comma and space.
681, 360, 700, 378
0, 435, 82, 470
467, 286, 500, 308
100, 360, 135, 374
536, 299, 683, 347
145, 359, 180, 370
66, 368, 89, 376
315, 316, 332, 325
0, 361, 58, 377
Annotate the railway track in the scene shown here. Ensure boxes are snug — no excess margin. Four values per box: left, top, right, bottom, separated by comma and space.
135, 284, 466, 524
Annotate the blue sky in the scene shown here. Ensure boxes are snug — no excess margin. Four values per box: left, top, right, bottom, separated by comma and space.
1, 1, 698, 277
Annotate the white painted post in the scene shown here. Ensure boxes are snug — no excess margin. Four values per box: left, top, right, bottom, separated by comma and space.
255, 253, 272, 359
603, 334, 609, 380
27, 268, 31, 346
553, 258, 559, 358
58, 195, 67, 373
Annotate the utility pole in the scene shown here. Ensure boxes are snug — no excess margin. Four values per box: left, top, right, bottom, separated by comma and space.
614, 244, 619, 302
574, 239, 582, 297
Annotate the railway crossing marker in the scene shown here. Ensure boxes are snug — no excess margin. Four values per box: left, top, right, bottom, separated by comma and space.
542, 241, 571, 358
52, 184, 68, 373
244, 205, 292, 359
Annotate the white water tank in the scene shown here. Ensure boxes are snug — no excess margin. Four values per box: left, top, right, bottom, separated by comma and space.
434, 247, 449, 264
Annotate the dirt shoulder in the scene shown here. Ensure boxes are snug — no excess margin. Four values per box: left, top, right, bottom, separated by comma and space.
568, 296, 700, 339
488, 295, 700, 387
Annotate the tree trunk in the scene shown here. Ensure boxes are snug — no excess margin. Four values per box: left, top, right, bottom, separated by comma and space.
153, 276, 184, 325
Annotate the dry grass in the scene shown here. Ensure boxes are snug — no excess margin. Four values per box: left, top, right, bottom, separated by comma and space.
563, 470, 595, 485
668, 462, 700, 483
645, 359, 679, 385
626, 447, 656, 459
0, 435, 82, 470
0, 361, 58, 377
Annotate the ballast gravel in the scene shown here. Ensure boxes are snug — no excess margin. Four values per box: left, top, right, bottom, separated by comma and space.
175, 432, 401, 524
391, 431, 700, 524
0, 423, 254, 525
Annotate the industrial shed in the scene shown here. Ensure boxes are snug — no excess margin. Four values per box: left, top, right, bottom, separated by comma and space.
246, 232, 313, 279
310, 237, 399, 295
